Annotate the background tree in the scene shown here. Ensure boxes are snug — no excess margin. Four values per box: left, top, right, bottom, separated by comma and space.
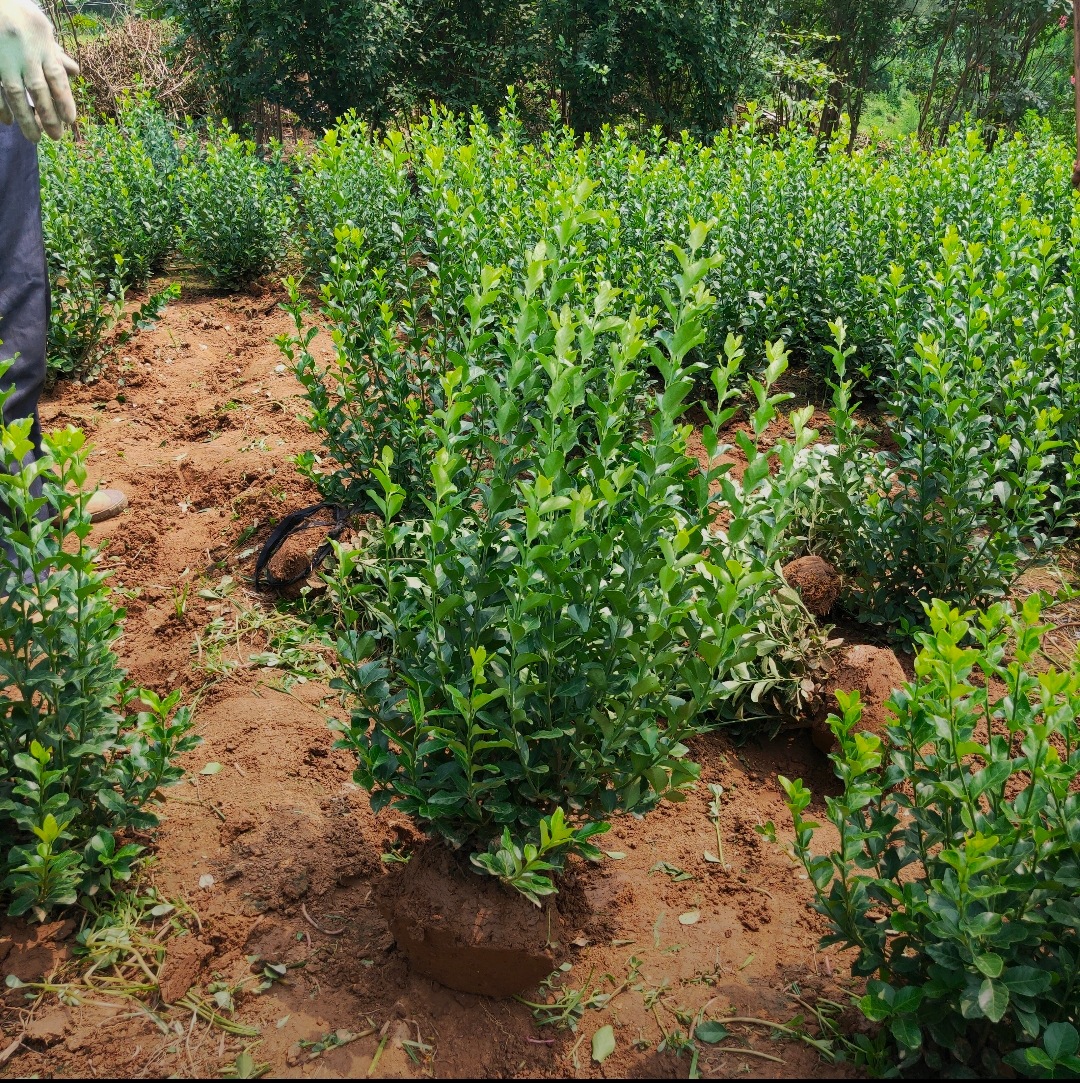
908, 0, 1069, 141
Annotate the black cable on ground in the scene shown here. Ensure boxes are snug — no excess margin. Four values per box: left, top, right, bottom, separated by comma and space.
253, 500, 351, 591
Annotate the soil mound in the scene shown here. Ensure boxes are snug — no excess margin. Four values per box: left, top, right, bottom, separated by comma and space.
812, 643, 907, 753
376, 842, 564, 998
782, 555, 841, 616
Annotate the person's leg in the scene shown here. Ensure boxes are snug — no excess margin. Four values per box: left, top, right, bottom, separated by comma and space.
0, 122, 127, 581
0, 120, 49, 473
0, 120, 49, 579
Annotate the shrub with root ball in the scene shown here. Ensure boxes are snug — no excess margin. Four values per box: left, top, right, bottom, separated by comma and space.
769, 597, 1080, 1076
298, 212, 821, 903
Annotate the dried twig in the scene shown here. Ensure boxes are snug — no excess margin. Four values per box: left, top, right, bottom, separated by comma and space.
0, 1036, 23, 1067
301, 903, 346, 936
711, 1047, 785, 1063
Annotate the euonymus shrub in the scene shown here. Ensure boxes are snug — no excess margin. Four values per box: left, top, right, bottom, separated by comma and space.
38, 96, 180, 379
0, 372, 197, 918
178, 124, 294, 289
38, 95, 179, 290
801, 295, 1079, 634
311, 216, 819, 902
287, 104, 1073, 389
293, 114, 409, 281
768, 598, 1080, 1076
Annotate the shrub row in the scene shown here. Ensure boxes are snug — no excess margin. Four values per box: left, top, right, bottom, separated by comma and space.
41, 99, 1076, 387
37, 99, 293, 378
278, 105, 1080, 631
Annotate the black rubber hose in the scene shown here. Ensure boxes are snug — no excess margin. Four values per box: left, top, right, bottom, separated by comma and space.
252, 501, 351, 591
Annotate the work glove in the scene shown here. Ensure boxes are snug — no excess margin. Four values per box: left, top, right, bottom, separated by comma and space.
0, 0, 79, 142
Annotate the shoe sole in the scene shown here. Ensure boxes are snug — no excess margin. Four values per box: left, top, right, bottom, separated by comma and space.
88, 489, 129, 524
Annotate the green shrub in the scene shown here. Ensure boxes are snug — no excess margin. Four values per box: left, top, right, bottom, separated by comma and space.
178, 125, 294, 288
40, 217, 178, 381
310, 213, 819, 901
39, 97, 180, 380
38, 99, 179, 289
771, 597, 1080, 1075
282, 222, 441, 511
804, 238, 1079, 633
0, 371, 198, 919
293, 113, 409, 280
286, 105, 1074, 398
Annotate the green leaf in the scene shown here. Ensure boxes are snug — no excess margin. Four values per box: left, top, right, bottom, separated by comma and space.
974, 952, 1003, 978
200, 762, 223, 776
650, 860, 694, 882
889, 1015, 922, 1051
591, 1025, 616, 1064
977, 978, 1009, 1023
1002, 967, 1052, 996
1043, 1023, 1079, 1061
694, 1021, 730, 1044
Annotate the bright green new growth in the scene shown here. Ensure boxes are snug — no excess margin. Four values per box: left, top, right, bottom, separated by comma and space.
472, 809, 609, 906
771, 597, 1080, 1074
0, 366, 198, 919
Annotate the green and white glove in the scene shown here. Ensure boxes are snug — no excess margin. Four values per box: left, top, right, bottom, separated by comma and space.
0, 0, 79, 142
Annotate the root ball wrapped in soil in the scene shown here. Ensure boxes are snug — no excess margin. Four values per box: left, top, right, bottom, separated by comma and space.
376, 842, 566, 998
811, 644, 907, 754
781, 555, 841, 616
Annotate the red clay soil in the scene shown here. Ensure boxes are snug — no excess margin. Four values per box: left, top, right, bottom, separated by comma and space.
0, 282, 870, 1079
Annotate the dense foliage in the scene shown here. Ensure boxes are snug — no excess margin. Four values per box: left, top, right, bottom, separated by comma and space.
39, 95, 179, 379
283, 105, 1080, 635
150, 0, 1074, 139
283, 206, 822, 898
36, 100, 1080, 628
0, 371, 197, 919
158, 0, 770, 135
178, 123, 294, 288
771, 597, 1080, 1075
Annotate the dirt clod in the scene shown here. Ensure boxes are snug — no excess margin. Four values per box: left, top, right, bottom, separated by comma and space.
376, 842, 564, 998
0, 920, 73, 983
25, 1010, 70, 1043
782, 555, 842, 615
812, 643, 907, 753
157, 936, 213, 1004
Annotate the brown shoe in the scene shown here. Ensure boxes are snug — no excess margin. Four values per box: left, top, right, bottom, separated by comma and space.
85, 488, 128, 523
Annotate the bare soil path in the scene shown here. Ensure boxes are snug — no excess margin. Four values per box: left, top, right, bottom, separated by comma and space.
1, 284, 859, 1079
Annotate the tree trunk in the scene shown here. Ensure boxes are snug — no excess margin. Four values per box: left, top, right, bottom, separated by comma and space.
918, 0, 963, 139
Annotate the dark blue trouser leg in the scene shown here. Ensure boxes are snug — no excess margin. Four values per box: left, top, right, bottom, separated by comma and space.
0, 121, 50, 574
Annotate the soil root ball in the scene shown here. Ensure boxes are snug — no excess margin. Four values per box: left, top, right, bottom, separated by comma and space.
811, 644, 907, 754
375, 842, 564, 998
781, 555, 841, 616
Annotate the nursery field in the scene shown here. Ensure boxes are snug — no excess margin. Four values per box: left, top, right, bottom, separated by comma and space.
4, 100, 1080, 1080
